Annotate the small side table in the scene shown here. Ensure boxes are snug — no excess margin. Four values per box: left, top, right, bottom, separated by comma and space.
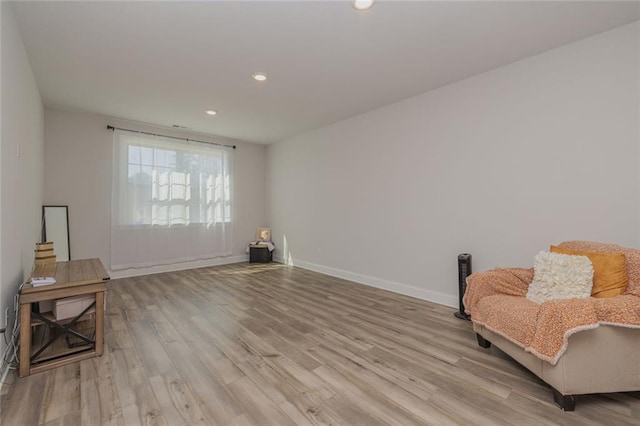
19, 258, 109, 377
249, 244, 273, 263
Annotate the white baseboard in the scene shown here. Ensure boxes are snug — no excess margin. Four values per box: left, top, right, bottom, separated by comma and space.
109, 255, 249, 279
110, 254, 457, 309
273, 255, 458, 308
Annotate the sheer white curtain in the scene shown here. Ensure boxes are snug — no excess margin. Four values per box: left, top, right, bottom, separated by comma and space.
111, 129, 233, 270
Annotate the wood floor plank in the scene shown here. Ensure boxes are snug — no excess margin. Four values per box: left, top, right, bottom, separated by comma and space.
162, 340, 243, 425
309, 343, 458, 425
109, 347, 168, 426
305, 330, 440, 399
225, 376, 298, 426
1, 371, 47, 424
41, 412, 82, 426
143, 304, 184, 345
227, 413, 257, 426
80, 377, 124, 426
39, 363, 81, 424
128, 320, 174, 377
234, 359, 335, 424
79, 351, 124, 425
312, 364, 424, 426
148, 371, 210, 426
315, 394, 386, 426
3, 262, 639, 425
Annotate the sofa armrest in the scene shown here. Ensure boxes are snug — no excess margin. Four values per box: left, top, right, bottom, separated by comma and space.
463, 267, 533, 315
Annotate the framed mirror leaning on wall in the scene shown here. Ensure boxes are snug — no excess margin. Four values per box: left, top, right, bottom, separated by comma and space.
42, 205, 71, 261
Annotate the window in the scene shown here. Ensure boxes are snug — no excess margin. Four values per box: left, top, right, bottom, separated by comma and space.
111, 130, 233, 270
116, 133, 231, 226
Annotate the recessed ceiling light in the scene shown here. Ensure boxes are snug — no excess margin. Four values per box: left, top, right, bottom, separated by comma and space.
252, 72, 268, 82
205, 110, 217, 116
353, 0, 375, 11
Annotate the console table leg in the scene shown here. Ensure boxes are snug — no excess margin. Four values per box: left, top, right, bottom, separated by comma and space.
95, 291, 104, 356
19, 303, 31, 377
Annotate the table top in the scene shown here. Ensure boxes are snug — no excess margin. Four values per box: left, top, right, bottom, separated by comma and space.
22, 258, 110, 295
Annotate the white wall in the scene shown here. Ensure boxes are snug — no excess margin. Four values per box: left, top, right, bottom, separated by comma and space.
268, 22, 640, 307
44, 108, 267, 277
1, 3, 45, 360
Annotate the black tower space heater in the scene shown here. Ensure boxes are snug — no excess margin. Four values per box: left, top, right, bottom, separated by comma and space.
454, 253, 472, 321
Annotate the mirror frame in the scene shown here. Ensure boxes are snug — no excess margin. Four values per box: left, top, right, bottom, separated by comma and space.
42, 205, 71, 261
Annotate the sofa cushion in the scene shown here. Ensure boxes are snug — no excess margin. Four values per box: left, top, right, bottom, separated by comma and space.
551, 245, 628, 298
526, 251, 593, 304
557, 241, 639, 297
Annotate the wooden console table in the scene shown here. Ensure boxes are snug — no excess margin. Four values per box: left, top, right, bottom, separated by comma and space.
19, 258, 109, 377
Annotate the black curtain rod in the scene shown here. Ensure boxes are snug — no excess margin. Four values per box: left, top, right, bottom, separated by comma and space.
107, 125, 236, 149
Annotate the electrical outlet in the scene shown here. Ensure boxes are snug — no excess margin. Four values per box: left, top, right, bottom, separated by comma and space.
0, 308, 7, 333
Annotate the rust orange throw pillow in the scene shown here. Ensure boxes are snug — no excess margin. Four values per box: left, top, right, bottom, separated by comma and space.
550, 245, 628, 298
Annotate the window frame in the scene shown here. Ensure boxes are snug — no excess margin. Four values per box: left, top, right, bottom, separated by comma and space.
114, 131, 232, 228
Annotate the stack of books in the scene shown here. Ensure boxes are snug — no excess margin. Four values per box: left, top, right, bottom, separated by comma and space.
35, 242, 56, 267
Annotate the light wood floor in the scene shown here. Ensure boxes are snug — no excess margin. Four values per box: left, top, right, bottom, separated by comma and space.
2, 263, 639, 425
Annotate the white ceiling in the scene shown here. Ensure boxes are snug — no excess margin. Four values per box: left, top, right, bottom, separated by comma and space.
10, 1, 640, 144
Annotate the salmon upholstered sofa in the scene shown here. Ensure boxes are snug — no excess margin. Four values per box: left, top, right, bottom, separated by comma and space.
463, 241, 640, 411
